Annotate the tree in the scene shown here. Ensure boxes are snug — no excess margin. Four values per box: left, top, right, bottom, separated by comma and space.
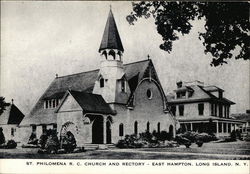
0, 97, 10, 116
126, 2, 249, 66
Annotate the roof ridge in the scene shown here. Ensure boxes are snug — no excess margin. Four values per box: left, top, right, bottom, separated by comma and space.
124, 59, 150, 66
56, 59, 150, 79
198, 85, 217, 98
57, 69, 99, 79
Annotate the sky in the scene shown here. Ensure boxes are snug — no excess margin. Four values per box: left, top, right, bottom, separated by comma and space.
1, 1, 249, 115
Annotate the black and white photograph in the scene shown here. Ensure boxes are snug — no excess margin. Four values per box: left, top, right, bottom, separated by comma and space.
0, 1, 249, 173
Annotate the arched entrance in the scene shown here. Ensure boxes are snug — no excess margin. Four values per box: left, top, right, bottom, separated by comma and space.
60, 122, 77, 137
106, 120, 112, 144
92, 116, 104, 144
60, 121, 77, 148
169, 125, 174, 139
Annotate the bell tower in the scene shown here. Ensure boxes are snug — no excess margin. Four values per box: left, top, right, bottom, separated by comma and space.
93, 8, 130, 104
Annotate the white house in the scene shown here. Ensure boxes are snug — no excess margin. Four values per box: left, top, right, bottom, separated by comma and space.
168, 80, 245, 137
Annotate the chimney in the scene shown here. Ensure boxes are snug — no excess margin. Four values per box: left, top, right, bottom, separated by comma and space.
176, 81, 183, 88
11, 99, 14, 104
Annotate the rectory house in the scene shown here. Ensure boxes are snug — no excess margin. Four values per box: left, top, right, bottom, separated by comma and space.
19, 9, 177, 147
168, 80, 245, 137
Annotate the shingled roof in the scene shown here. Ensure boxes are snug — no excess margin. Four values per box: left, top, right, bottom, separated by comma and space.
0, 104, 25, 125
21, 59, 151, 126
57, 90, 115, 115
99, 9, 124, 52
168, 84, 235, 105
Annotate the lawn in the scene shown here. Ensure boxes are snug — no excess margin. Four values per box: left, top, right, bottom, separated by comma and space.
0, 141, 249, 160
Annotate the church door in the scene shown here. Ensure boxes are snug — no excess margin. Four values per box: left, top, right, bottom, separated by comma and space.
92, 116, 104, 144
106, 121, 112, 144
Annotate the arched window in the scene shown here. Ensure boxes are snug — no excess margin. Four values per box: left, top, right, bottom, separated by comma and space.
117, 51, 122, 60
146, 122, 150, 132
157, 122, 160, 133
101, 50, 107, 59
169, 125, 174, 139
100, 78, 104, 88
109, 50, 116, 60
146, 89, 153, 99
134, 121, 138, 135
119, 123, 124, 137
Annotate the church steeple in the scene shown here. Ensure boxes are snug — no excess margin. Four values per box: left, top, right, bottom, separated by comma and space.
99, 9, 124, 60
93, 8, 130, 104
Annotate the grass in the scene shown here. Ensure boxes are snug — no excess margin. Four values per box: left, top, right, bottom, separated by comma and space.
0, 141, 249, 160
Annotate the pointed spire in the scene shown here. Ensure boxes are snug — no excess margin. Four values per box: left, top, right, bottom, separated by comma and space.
99, 9, 124, 52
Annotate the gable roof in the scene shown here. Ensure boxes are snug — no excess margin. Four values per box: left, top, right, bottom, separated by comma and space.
21, 59, 151, 126
169, 85, 235, 105
99, 9, 124, 52
57, 90, 115, 115
0, 104, 25, 125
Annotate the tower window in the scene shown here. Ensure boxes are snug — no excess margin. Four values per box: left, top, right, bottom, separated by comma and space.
101, 51, 107, 59
121, 79, 126, 92
100, 78, 104, 88
109, 50, 116, 60
11, 128, 15, 136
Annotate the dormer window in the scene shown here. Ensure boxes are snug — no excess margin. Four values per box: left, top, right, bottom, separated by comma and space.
44, 99, 60, 109
100, 78, 104, 88
177, 91, 185, 99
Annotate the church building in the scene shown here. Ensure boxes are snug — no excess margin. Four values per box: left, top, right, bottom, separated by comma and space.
20, 9, 176, 147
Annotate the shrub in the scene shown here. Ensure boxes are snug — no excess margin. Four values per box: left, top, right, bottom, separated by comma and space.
159, 131, 169, 142
175, 135, 191, 144
116, 139, 128, 148
6, 140, 17, 149
195, 133, 217, 142
116, 130, 177, 149
28, 132, 38, 145
139, 131, 153, 142
196, 140, 203, 147
0, 128, 5, 145
61, 131, 76, 153
182, 131, 198, 143
177, 131, 217, 143
39, 132, 48, 149
44, 129, 60, 154
244, 134, 250, 142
